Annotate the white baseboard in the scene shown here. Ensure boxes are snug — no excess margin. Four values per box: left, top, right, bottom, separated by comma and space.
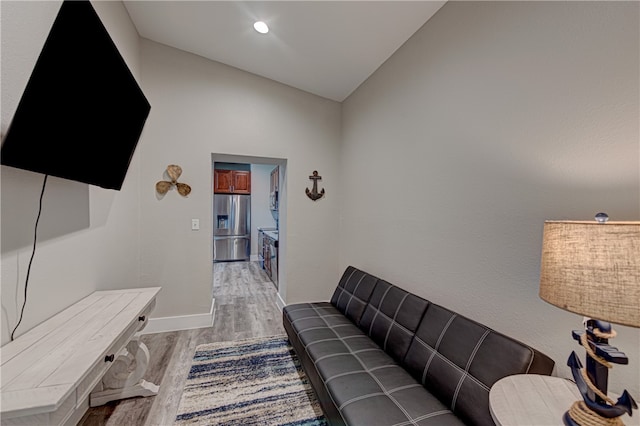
141, 299, 216, 334
276, 292, 285, 312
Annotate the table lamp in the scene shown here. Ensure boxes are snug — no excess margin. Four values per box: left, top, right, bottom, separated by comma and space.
539, 214, 639, 426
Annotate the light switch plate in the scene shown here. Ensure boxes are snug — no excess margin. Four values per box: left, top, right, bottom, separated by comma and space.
191, 219, 199, 230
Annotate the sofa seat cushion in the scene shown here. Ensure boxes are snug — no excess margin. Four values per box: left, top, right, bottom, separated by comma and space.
332, 374, 464, 426
285, 301, 339, 323
284, 302, 464, 426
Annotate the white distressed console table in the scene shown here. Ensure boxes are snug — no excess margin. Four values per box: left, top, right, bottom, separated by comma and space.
1, 287, 161, 426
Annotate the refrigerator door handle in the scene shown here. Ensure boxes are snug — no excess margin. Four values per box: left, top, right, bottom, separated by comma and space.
214, 235, 249, 240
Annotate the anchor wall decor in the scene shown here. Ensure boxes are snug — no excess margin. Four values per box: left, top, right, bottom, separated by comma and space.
305, 170, 325, 201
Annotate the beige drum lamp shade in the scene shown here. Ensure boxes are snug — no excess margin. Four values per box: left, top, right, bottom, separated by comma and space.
539, 220, 640, 328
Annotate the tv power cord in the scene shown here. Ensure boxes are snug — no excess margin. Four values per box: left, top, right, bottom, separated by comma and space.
11, 174, 48, 341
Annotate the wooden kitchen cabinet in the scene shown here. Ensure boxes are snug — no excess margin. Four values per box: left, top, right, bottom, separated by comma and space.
232, 171, 251, 193
214, 170, 251, 194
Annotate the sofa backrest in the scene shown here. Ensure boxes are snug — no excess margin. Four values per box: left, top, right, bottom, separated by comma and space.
403, 303, 555, 426
358, 280, 429, 363
330, 266, 378, 326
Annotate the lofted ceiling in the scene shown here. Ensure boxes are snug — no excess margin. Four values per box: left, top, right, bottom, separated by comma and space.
122, 1, 447, 102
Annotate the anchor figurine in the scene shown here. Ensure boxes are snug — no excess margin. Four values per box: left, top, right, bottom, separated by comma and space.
305, 170, 325, 201
563, 319, 637, 426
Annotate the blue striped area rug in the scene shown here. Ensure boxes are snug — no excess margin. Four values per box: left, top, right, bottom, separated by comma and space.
174, 335, 328, 425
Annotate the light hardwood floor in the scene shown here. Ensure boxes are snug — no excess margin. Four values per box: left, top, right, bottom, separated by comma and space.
79, 261, 285, 426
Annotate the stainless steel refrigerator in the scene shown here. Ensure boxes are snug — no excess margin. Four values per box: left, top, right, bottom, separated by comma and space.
213, 194, 250, 262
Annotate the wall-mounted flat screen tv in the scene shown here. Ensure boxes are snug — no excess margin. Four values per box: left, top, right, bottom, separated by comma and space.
1, 0, 151, 190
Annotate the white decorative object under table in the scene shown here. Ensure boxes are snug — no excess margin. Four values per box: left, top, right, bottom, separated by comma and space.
1, 287, 161, 426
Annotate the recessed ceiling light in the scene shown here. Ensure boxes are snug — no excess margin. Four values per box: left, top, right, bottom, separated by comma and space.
253, 21, 269, 34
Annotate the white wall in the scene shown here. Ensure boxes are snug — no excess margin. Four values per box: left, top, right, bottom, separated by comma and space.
1, 1, 144, 345
340, 1, 639, 397
137, 40, 341, 319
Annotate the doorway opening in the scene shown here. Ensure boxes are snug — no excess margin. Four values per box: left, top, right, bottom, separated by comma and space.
211, 153, 287, 309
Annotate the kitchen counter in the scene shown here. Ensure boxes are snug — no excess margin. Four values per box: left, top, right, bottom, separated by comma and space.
263, 230, 278, 240
258, 228, 278, 289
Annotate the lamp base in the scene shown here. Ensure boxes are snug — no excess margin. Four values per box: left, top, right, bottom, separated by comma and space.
564, 319, 637, 426
563, 410, 579, 426
564, 401, 624, 426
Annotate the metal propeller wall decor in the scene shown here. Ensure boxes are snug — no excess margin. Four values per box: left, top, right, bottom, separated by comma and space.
156, 164, 191, 197
305, 170, 325, 201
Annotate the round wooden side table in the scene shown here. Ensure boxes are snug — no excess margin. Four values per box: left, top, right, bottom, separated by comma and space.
489, 374, 637, 426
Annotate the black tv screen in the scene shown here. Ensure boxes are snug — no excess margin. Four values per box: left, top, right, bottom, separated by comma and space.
1, 0, 151, 190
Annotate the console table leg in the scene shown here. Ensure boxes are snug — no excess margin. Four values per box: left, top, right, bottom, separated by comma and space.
90, 337, 159, 407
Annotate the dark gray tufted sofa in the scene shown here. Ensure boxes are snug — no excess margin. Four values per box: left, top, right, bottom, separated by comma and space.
283, 266, 555, 426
